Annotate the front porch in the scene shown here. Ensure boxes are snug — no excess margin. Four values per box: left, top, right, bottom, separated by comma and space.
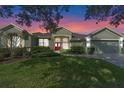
53, 36, 71, 51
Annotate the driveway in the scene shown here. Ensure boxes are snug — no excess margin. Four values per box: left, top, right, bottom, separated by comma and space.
63, 54, 124, 68
92, 54, 124, 68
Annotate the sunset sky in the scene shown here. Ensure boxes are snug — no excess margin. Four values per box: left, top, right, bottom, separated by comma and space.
0, 5, 124, 35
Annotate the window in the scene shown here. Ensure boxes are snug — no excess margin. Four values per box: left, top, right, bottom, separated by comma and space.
62, 43, 69, 49
55, 43, 61, 47
44, 39, 49, 46
62, 38, 69, 49
39, 39, 44, 46
55, 43, 58, 47
39, 39, 49, 47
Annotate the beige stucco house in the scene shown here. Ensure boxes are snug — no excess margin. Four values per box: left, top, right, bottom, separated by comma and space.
33, 27, 124, 54
0, 23, 124, 54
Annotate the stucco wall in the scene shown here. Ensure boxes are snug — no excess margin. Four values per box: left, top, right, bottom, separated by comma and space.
0, 26, 32, 48
71, 41, 84, 47
91, 29, 121, 40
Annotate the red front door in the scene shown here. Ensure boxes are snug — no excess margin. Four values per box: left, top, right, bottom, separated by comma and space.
54, 42, 61, 51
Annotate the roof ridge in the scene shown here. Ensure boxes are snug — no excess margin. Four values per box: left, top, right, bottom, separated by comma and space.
0, 23, 32, 35
88, 27, 123, 37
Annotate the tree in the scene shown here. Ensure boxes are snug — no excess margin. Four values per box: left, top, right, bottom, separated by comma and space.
0, 5, 69, 33
0, 6, 14, 18
1, 32, 23, 57
85, 5, 124, 27
0, 5, 70, 57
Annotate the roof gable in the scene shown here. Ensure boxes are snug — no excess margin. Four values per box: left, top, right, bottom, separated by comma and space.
54, 27, 72, 35
90, 27, 123, 37
0, 23, 32, 35
0, 23, 23, 32
90, 27, 123, 40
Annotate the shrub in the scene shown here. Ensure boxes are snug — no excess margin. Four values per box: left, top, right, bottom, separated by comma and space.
0, 48, 11, 61
31, 46, 60, 58
31, 52, 60, 58
121, 48, 124, 54
13, 48, 30, 58
60, 49, 71, 54
31, 46, 53, 54
24, 48, 31, 57
87, 47, 95, 54
0, 48, 10, 57
13, 48, 24, 57
63, 46, 85, 54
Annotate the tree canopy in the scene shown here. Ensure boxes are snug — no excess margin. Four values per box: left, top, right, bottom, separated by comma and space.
0, 5, 69, 33
1, 5, 124, 33
85, 5, 124, 27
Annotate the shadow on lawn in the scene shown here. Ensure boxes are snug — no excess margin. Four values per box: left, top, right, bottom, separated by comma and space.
48, 57, 118, 88
18, 56, 124, 88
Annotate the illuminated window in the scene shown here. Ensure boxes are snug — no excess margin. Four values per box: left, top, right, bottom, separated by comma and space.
62, 38, 69, 49
39, 39, 49, 47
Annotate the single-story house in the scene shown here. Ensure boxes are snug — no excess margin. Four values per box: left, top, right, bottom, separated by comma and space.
33, 27, 124, 54
0, 23, 124, 54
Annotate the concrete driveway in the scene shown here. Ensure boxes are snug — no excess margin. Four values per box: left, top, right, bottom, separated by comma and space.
64, 54, 124, 68
92, 54, 124, 68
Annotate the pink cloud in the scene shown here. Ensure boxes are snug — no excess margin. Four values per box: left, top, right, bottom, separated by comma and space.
0, 18, 46, 33
59, 16, 122, 34
0, 16, 124, 34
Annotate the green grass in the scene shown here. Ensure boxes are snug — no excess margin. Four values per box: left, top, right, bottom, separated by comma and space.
0, 56, 124, 88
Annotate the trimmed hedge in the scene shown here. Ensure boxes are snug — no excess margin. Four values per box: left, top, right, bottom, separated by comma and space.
121, 48, 124, 54
61, 46, 95, 55
13, 48, 30, 57
31, 46, 53, 54
31, 46, 60, 58
0, 47, 31, 61
87, 46, 95, 54
61, 46, 85, 54
71, 46, 85, 54
0, 48, 11, 61
61, 49, 71, 54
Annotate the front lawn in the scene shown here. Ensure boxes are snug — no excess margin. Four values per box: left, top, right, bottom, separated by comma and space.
0, 56, 124, 88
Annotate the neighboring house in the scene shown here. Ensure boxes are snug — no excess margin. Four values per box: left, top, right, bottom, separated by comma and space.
0, 23, 124, 54
0, 23, 32, 48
